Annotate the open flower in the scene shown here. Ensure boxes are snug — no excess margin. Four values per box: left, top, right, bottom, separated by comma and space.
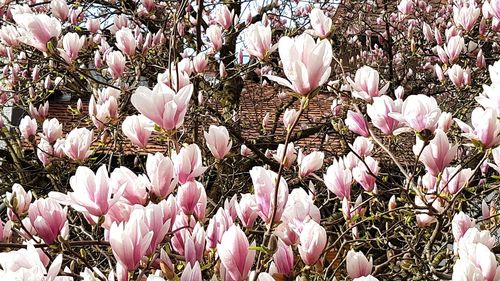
267, 33, 332, 96
454, 108, 500, 148
347, 66, 389, 102
13, 13, 61, 52
131, 83, 193, 131
245, 23, 275, 60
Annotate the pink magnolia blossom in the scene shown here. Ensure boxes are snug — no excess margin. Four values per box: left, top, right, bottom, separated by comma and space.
390, 94, 441, 134
422, 22, 433, 43
110, 167, 148, 205
343, 195, 366, 221
262, 112, 271, 129
274, 221, 300, 246
134, 204, 171, 256
94, 50, 103, 67
397, 0, 414, 14
6, 183, 32, 220
206, 207, 233, 249
235, 194, 259, 228
459, 228, 496, 251
158, 67, 191, 92
69, 7, 84, 25
112, 14, 130, 31
59, 32, 85, 63
224, 194, 238, 221
273, 143, 297, 168
121, 114, 153, 148
250, 166, 288, 224
454, 108, 500, 148
13, 13, 62, 52
177, 58, 193, 75
0, 25, 21, 47
175, 223, 206, 264
86, 18, 100, 33
448, 64, 470, 88
214, 5, 234, 30
439, 166, 473, 194
298, 150, 324, 178
324, 158, 353, 200
456, 240, 500, 281
271, 239, 294, 276
309, 8, 332, 38
492, 0, 500, 20
438, 112, 453, 132
204, 125, 232, 160
29, 101, 49, 122
453, 2, 480, 32
346, 110, 370, 137
172, 144, 207, 184
177, 181, 204, 215
219, 62, 227, 78
50, 0, 69, 21
142, 0, 155, 12
240, 144, 253, 157
28, 198, 67, 244
42, 118, 63, 143
19, 116, 37, 141
115, 28, 136, 56
50, 165, 123, 217
267, 33, 332, 96
342, 197, 353, 221
417, 129, 457, 176
298, 220, 327, 266
350, 137, 374, 158
347, 66, 389, 102
476, 61, 500, 112
89, 95, 118, 129
106, 51, 126, 79
193, 53, 208, 73
0, 244, 63, 280
489, 146, 500, 173
159, 196, 178, 231
146, 153, 178, 199
109, 213, 153, 271
347, 250, 373, 278
217, 225, 255, 281
436, 45, 449, 64
283, 108, 300, 131
445, 35, 464, 63
131, 83, 193, 131
452, 257, 489, 281
206, 25, 223, 51
435, 64, 445, 81
245, 23, 275, 60
415, 195, 439, 227
282, 188, 321, 236
352, 156, 379, 192
63, 127, 93, 161
180, 261, 202, 281
366, 95, 401, 135
445, 26, 460, 43
194, 186, 207, 221
452, 212, 475, 242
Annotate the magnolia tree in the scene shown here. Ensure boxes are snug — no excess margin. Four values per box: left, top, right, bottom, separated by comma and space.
0, 0, 500, 280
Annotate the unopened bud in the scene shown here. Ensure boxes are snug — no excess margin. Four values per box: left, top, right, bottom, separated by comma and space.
389, 195, 397, 211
